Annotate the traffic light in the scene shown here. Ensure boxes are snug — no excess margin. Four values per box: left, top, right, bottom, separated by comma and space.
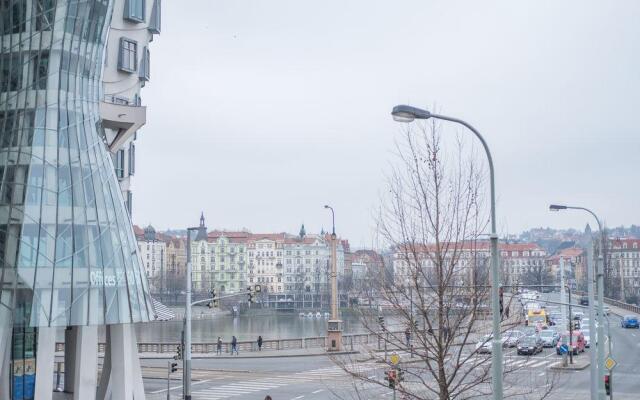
397, 368, 405, 383
605, 374, 611, 396
384, 370, 396, 389
170, 362, 178, 373
247, 286, 255, 303
174, 345, 182, 360
378, 316, 385, 330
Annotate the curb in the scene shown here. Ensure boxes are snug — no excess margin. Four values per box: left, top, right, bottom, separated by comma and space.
549, 361, 590, 371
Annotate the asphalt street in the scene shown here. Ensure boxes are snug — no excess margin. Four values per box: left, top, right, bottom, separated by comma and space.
142, 292, 640, 400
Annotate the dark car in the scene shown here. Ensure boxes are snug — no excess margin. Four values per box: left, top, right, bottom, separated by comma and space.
517, 336, 543, 355
621, 315, 639, 329
579, 296, 589, 306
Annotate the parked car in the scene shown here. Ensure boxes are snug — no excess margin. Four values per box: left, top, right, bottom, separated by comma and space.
621, 315, 639, 329
595, 305, 611, 316
556, 331, 586, 355
517, 335, 543, 355
539, 330, 559, 347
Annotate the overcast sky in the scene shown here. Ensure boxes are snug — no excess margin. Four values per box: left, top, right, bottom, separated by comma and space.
132, 0, 640, 247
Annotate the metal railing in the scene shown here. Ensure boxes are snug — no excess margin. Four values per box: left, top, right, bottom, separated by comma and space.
54, 331, 406, 355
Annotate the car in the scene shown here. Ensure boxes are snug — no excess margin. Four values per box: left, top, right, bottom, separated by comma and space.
579, 296, 589, 306
521, 325, 538, 337
517, 336, 544, 355
539, 330, 559, 347
621, 315, 639, 329
503, 330, 525, 347
572, 311, 584, 321
556, 331, 586, 355
582, 329, 597, 347
476, 334, 493, 353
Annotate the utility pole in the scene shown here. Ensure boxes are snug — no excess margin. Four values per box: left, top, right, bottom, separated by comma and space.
586, 231, 598, 400
184, 225, 201, 400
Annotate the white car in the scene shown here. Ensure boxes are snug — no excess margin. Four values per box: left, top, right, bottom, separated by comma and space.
476, 334, 493, 353
582, 329, 597, 347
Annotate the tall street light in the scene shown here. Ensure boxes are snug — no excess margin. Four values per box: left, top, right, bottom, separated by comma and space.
324, 205, 342, 351
391, 105, 503, 399
549, 204, 606, 399
184, 225, 203, 400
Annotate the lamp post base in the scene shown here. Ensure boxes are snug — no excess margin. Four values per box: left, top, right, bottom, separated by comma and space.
327, 320, 343, 351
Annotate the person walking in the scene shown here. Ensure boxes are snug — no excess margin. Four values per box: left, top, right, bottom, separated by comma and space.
231, 335, 239, 355
257, 335, 263, 351
216, 336, 222, 355
264, 396, 273, 400
404, 328, 411, 347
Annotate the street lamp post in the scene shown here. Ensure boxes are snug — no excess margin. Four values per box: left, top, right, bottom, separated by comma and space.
391, 105, 503, 400
549, 204, 606, 399
184, 225, 202, 400
324, 205, 342, 351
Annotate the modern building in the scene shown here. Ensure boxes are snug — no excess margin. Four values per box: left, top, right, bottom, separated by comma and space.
0, 1, 160, 399
101, 0, 160, 215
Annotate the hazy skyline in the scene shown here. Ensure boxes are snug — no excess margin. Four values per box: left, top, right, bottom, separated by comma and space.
132, 0, 640, 247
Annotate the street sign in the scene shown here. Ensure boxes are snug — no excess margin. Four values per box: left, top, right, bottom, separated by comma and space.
390, 353, 400, 366
604, 357, 617, 370
559, 344, 569, 355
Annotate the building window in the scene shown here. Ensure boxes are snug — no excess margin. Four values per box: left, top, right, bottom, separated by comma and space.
114, 149, 125, 178
33, 51, 49, 90
126, 191, 133, 215
124, 0, 145, 22
35, 0, 55, 31
118, 38, 137, 73
139, 47, 150, 81
129, 143, 136, 175
149, 0, 161, 33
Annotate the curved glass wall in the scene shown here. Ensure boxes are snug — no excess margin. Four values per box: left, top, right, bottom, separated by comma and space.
0, 0, 154, 328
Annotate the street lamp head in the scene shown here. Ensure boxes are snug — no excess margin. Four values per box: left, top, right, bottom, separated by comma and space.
324, 205, 330, 209
391, 105, 432, 123
549, 204, 568, 212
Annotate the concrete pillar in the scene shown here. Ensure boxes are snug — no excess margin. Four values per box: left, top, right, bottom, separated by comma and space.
72, 326, 98, 400
34, 327, 56, 400
97, 324, 145, 400
64, 327, 77, 392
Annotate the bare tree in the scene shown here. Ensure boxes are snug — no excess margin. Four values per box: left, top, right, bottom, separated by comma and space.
332, 120, 556, 400
519, 264, 556, 290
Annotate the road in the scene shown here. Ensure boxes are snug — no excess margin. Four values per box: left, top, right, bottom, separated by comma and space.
142, 293, 640, 399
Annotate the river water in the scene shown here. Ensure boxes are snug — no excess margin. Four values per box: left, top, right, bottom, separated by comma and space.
131, 310, 405, 343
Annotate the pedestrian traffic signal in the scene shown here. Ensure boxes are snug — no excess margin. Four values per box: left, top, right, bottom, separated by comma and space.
210, 288, 217, 299
397, 368, 405, 383
605, 374, 611, 396
175, 345, 182, 360
384, 370, 396, 389
170, 362, 178, 373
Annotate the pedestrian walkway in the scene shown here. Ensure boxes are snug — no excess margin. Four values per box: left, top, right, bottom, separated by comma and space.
189, 363, 379, 399
138, 346, 358, 360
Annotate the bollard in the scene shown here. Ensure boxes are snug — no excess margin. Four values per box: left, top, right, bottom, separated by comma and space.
562, 353, 568, 367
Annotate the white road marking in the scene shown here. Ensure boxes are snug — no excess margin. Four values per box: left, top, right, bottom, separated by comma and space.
292, 396, 305, 400
312, 389, 324, 394
150, 379, 211, 394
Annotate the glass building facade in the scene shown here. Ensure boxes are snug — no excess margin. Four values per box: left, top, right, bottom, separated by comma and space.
0, 0, 154, 329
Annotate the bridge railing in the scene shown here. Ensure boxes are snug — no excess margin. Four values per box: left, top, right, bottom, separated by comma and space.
54, 331, 402, 355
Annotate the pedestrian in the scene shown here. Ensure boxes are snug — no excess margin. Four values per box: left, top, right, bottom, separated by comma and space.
216, 336, 222, 355
264, 396, 272, 400
404, 328, 411, 347
257, 335, 263, 351
505, 305, 510, 319
231, 335, 239, 355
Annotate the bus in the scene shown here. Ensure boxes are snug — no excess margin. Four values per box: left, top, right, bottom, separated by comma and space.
526, 309, 548, 327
